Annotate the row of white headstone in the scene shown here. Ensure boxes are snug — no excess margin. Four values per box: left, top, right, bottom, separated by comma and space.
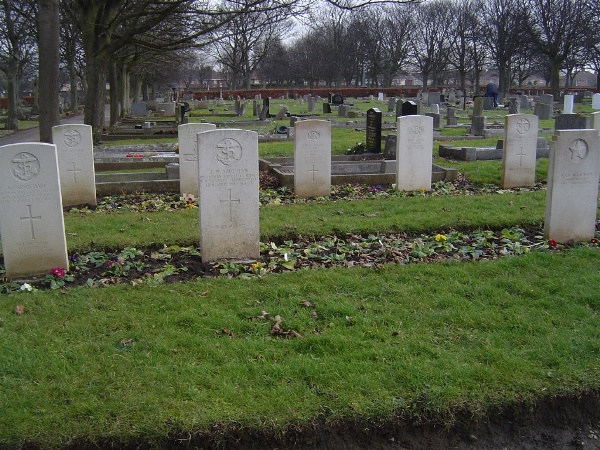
1, 116, 599, 279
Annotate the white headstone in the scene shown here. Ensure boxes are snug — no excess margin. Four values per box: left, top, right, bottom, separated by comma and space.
378, 92, 384, 101
501, 114, 539, 188
563, 94, 574, 114
544, 129, 600, 243
178, 123, 216, 195
0, 143, 69, 278
52, 124, 96, 206
293, 120, 331, 198
396, 115, 433, 191
197, 129, 259, 261
592, 93, 600, 110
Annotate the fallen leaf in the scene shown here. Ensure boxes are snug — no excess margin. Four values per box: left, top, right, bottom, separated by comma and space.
299, 300, 312, 308
14, 305, 24, 315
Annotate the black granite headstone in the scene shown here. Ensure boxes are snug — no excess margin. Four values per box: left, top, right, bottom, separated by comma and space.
365, 108, 382, 153
331, 94, 344, 105
402, 101, 418, 116
323, 103, 332, 114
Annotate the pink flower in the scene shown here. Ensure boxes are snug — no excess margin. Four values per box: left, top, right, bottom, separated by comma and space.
49, 267, 66, 278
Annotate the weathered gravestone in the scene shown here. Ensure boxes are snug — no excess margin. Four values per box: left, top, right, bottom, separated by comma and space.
338, 105, 349, 117
396, 115, 433, 192
501, 114, 539, 188
156, 102, 176, 116
555, 114, 591, 130
534, 103, 552, 120
323, 103, 332, 114
471, 97, 486, 136
0, 143, 69, 278
365, 108, 382, 153
178, 123, 217, 195
294, 120, 331, 198
446, 107, 457, 126
538, 94, 553, 107
52, 124, 97, 206
307, 96, 315, 112
544, 129, 600, 243
131, 102, 149, 117
388, 97, 396, 112
518, 95, 531, 110
508, 97, 520, 114
428, 92, 442, 106
483, 96, 495, 110
259, 98, 270, 120
274, 106, 288, 120
197, 129, 259, 261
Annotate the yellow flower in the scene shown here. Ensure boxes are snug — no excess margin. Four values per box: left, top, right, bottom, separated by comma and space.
435, 234, 447, 242
251, 262, 260, 270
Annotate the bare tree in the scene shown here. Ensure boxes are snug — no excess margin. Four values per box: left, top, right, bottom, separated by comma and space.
447, 0, 481, 95
526, 0, 589, 97
410, 0, 452, 91
0, 0, 37, 131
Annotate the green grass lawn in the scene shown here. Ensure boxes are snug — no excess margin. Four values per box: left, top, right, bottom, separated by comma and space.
1, 100, 600, 449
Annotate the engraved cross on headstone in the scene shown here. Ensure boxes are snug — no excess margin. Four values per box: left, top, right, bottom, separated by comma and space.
20, 204, 42, 239
516, 147, 527, 166
308, 164, 318, 181
68, 161, 82, 183
220, 188, 240, 221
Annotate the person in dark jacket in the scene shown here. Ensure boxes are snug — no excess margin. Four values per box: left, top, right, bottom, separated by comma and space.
485, 82, 499, 108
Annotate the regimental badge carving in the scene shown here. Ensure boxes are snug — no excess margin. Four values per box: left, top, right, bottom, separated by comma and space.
568, 139, 588, 163
307, 131, 320, 140
408, 117, 424, 135
12, 152, 40, 181
64, 129, 82, 147
216, 138, 242, 165
516, 118, 530, 134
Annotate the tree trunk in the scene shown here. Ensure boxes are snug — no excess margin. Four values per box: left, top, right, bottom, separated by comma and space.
549, 58, 561, 98
5, 71, 20, 131
83, 56, 107, 142
109, 61, 119, 126
69, 62, 78, 111
38, 0, 61, 143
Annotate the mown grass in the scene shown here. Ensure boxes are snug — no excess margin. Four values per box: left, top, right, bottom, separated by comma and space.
2, 98, 600, 448
1, 248, 599, 448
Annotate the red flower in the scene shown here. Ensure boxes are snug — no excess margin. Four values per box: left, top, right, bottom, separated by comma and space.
548, 239, 557, 248
49, 267, 66, 278
591, 238, 599, 245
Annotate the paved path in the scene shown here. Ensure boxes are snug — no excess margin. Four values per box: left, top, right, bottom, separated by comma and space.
0, 113, 85, 145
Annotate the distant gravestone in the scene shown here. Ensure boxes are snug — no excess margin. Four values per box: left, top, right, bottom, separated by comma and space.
338, 105, 349, 117
178, 123, 217, 195
307, 96, 315, 112
448, 91, 456, 103
538, 94, 553, 106
131, 102, 149, 116
544, 129, 600, 243
446, 107, 457, 126
592, 93, 600, 110
501, 114, 539, 188
534, 103, 552, 120
156, 102, 176, 116
0, 143, 69, 278
555, 114, 591, 130
197, 129, 259, 261
365, 108, 382, 153
508, 97, 520, 114
563, 94, 574, 114
331, 93, 344, 105
52, 124, 96, 207
388, 97, 396, 112
396, 115, 433, 192
294, 120, 331, 198
518, 95, 531, 110
323, 103, 332, 114
274, 106, 288, 120
428, 92, 442, 106
483, 96, 495, 110
401, 101, 418, 116
425, 112, 441, 129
